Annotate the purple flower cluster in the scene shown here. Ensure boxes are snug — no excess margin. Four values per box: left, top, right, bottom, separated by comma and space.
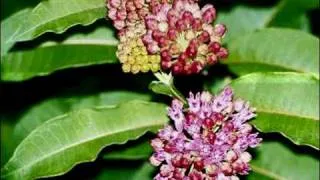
106, 0, 227, 74
150, 87, 261, 180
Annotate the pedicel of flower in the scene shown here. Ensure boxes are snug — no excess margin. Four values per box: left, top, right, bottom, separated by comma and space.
150, 87, 262, 180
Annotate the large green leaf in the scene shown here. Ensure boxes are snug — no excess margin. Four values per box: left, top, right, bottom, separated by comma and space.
224, 28, 319, 76
1, 27, 118, 81
1, 101, 168, 180
216, 4, 311, 43
1, 8, 31, 55
0, 91, 150, 166
248, 141, 319, 180
13, 91, 150, 146
10, 0, 106, 42
230, 72, 319, 149
216, 6, 274, 43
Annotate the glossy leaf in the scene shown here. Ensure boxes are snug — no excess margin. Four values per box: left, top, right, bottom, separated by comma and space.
224, 28, 319, 76
1, 101, 169, 180
1, 8, 31, 55
1, 27, 118, 81
2, 91, 150, 167
248, 141, 319, 180
13, 91, 151, 146
10, 0, 106, 42
230, 72, 319, 149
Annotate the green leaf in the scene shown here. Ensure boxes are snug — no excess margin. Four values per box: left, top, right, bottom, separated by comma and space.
0, 0, 40, 20
0, 119, 16, 167
1, 101, 168, 180
216, 5, 311, 43
217, 6, 274, 42
205, 76, 232, 94
13, 91, 151, 146
224, 28, 319, 76
2, 91, 150, 168
267, 0, 319, 29
248, 141, 319, 180
131, 162, 155, 180
1, 27, 118, 81
10, 0, 106, 42
103, 139, 152, 160
230, 72, 319, 149
1, 8, 31, 55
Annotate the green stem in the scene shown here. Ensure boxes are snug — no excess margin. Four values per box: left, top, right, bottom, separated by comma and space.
170, 85, 187, 105
153, 72, 187, 105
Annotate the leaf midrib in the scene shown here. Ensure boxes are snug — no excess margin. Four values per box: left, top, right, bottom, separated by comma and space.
224, 60, 310, 74
3, 123, 163, 178
256, 109, 319, 122
251, 164, 287, 180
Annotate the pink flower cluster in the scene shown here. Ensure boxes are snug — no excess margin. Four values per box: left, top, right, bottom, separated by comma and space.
142, 1, 228, 74
106, 0, 150, 34
106, 0, 228, 74
150, 87, 261, 179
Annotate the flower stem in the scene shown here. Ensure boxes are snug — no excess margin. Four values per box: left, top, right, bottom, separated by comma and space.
153, 72, 187, 104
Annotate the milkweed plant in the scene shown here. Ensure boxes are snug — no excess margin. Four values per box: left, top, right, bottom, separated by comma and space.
0, 0, 319, 180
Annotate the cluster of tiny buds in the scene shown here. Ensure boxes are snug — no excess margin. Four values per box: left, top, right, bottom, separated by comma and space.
150, 87, 261, 179
107, 0, 150, 33
106, 0, 228, 74
116, 25, 161, 74
142, 0, 228, 74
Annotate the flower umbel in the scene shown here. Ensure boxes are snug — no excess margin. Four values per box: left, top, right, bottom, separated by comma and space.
150, 87, 261, 179
106, 0, 228, 75
142, 0, 228, 74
